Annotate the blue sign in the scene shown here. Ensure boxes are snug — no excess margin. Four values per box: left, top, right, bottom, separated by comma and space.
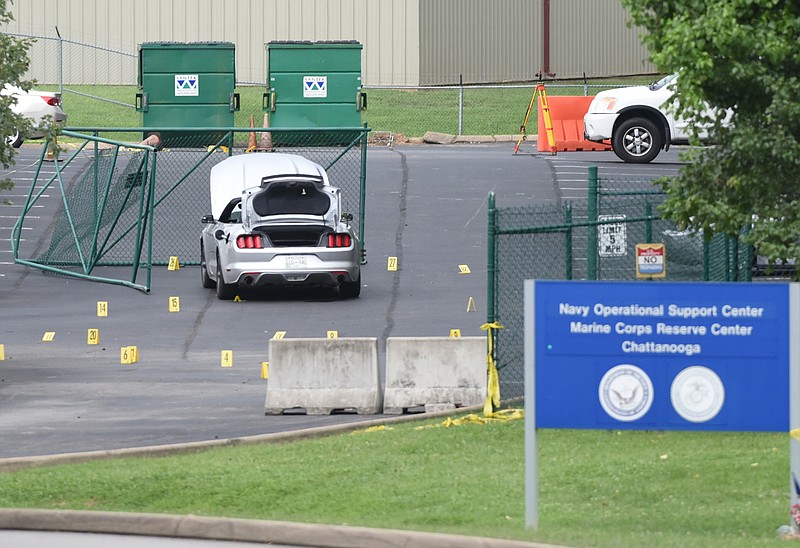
529, 280, 791, 431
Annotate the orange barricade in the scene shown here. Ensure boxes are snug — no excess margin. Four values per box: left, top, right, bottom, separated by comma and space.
538, 96, 612, 152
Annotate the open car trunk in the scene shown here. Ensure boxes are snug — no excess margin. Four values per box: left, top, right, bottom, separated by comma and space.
244, 179, 339, 247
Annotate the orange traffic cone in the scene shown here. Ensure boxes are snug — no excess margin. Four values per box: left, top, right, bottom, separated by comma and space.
260, 113, 273, 151
247, 114, 257, 151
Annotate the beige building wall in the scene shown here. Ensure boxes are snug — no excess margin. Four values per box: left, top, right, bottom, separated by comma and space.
2, 0, 651, 86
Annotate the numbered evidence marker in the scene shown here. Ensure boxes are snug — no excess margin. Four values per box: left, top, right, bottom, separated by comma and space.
271, 331, 286, 340
97, 301, 108, 317
327, 330, 339, 339
458, 264, 471, 274
387, 256, 398, 271
120, 346, 139, 364
221, 350, 233, 368
87, 328, 99, 345
466, 296, 477, 312
168, 296, 180, 312
168, 256, 180, 270
0, 343, 5, 361
261, 361, 269, 379
450, 329, 461, 338
42, 332, 55, 342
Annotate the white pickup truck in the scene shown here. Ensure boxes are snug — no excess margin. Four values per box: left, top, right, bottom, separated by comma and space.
583, 74, 709, 163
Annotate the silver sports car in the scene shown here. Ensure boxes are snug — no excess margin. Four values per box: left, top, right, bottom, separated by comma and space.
200, 153, 361, 300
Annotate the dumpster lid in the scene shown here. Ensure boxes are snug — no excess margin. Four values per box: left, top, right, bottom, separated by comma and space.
139, 41, 235, 49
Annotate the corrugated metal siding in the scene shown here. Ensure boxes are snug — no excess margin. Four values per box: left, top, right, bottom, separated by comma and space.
549, 0, 655, 78
419, 0, 543, 85
2, 0, 651, 86
2, 0, 421, 86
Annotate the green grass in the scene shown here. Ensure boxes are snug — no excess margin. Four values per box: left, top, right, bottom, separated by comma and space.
0, 415, 791, 547
39, 77, 657, 140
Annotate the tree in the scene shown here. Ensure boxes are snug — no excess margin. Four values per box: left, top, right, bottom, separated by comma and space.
0, 0, 33, 197
621, 0, 800, 268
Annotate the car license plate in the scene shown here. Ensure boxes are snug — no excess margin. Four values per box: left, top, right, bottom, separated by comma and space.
285, 255, 308, 269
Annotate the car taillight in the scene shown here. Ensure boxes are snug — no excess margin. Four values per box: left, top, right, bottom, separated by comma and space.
41, 96, 60, 107
327, 233, 351, 248
236, 234, 264, 249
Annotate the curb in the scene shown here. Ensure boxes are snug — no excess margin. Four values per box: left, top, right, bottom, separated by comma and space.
0, 405, 483, 472
0, 509, 564, 548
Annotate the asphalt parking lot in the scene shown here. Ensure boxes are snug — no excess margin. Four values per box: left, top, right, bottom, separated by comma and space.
0, 142, 684, 459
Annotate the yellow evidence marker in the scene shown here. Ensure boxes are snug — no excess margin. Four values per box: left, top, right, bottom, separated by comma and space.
458, 264, 471, 274
97, 301, 108, 317
450, 329, 462, 338
221, 350, 233, 368
0, 343, 5, 361
272, 331, 286, 340
466, 296, 477, 312
168, 256, 180, 270
42, 332, 55, 342
87, 328, 99, 345
387, 256, 398, 271
327, 330, 339, 339
128, 346, 139, 363
120, 346, 132, 364
261, 362, 269, 379
169, 296, 180, 312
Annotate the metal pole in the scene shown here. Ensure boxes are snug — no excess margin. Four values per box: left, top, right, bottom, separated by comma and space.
55, 27, 63, 96
565, 202, 573, 280
458, 74, 464, 136
487, 192, 496, 325
359, 123, 368, 264
587, 166, 598, 280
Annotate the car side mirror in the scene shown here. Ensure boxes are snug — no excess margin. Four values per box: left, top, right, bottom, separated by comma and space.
214, 229, 226, 241
201, 214, 214, 224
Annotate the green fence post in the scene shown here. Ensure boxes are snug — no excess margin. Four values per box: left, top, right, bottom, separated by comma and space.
487, 191, 496, 325
565, 202, 573, 280
587, 166, 598, 280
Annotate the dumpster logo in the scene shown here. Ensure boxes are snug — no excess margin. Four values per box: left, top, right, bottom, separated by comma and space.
303, 76, 327, 98
175, 74, 199, 97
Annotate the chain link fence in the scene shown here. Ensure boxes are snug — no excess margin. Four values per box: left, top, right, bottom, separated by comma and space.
488, 168, 753, 400
13, 128, 369, 291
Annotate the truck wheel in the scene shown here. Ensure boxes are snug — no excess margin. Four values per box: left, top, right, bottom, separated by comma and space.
612, 117, 662, 163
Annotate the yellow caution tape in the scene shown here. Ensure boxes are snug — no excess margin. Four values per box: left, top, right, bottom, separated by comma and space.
352, 425, 393, 435
480, 321, 504, 417
415, 408, 524, 429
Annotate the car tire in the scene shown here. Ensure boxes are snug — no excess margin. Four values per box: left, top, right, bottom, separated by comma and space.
339, 272, 361, 299
200, 242, 215, 289
6, 128, 23, 148
215, 252, 237, 300
612, 117, 662, 164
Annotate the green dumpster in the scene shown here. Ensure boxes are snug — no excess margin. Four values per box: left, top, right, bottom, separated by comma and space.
136, 42, 239, 147
265, 41, 365, 145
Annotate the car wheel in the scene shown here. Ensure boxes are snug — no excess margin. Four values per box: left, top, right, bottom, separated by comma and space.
5, 128, 23, 148
200, 242, 215, 289
215, 253, 237, 300
339, 272, 361, 299
612, 117, 662, 163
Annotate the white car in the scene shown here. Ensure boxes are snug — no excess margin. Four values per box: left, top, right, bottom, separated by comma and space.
2, 83, 67, 148
584, 74, 712, 163
200, 153, 362, 300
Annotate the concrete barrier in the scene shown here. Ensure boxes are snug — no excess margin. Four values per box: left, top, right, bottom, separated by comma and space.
384, 337, 486, 414
265, 338, 381, 415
